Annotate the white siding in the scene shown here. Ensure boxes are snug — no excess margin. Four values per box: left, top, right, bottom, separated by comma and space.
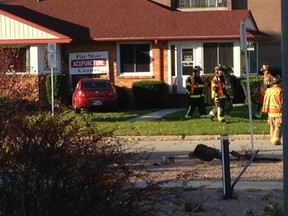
0, 14, 59, 39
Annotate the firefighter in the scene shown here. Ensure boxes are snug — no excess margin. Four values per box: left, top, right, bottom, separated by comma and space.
184, 66, 206, 119
262, 76, 282, 145
223, 65, 234, 116
255, 64, 273, 118
207, 64, 227, 123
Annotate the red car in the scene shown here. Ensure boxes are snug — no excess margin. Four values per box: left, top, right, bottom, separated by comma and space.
72, 78, 118, 113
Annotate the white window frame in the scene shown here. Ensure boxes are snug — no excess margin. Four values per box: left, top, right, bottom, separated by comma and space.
117, 42, 153, 76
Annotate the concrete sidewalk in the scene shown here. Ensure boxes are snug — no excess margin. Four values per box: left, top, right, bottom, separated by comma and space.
128, 108, 184, 122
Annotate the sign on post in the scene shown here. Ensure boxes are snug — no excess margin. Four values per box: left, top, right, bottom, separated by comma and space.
48, 43, 57, 68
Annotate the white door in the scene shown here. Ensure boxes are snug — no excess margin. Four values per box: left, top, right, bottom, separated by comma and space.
178, 47, 194, 94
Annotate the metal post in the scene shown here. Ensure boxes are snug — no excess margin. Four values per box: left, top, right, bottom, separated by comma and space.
221, 134, 233, 199
281, 0, 288, 214
51, 67, 54, 118
240, 22, 254, 151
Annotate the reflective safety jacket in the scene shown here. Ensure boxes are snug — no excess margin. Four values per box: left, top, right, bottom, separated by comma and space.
262, 85, 282, 117
186, 75, 204, 98
211, 75, 227, 100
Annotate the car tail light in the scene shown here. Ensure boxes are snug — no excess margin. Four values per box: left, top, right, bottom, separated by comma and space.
77, 90, 86, 98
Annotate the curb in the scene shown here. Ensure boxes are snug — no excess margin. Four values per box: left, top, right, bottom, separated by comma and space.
116, 134, 271, 141
135, 180, 283, 191
160, 180, 283, 191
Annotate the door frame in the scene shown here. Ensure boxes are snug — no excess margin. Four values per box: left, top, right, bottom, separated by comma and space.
168, 42, 202, 94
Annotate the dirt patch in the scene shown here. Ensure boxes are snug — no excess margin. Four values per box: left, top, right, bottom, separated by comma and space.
141, 156, 283, 215
156, 187, 283, 216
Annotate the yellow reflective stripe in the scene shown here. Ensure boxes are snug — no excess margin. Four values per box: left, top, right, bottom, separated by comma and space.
190, 95, 203, 98
197, 84, 204, 87
268, 113, 282, 117
271, 137, 281, 142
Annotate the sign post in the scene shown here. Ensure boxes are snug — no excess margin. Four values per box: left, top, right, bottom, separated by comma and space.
240, 22, 254, 151
48, 43, 57, 118
221, 134, 233, 199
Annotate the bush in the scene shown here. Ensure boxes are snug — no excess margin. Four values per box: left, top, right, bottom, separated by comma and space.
132, 80, 169, 109
240, 75, 262, 105
0, 110, 165, 216
115, 86, 131, 110
46, 74, 68, 105
232, 76, 246, 103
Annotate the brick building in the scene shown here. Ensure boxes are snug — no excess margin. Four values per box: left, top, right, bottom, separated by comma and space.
0, 0, 277, 105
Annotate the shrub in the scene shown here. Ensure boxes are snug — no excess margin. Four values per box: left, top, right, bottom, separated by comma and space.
115, 85, 131, 110
240, 75, 262, 105
132, 80, 169, 109
0, 74, 40, 113
0, 110, 165, 216
45, 74, 68, 105
232, 76, 246, 103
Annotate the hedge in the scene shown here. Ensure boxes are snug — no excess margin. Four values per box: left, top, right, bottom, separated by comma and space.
45, 74, 68, 105
132, 80, 169, 109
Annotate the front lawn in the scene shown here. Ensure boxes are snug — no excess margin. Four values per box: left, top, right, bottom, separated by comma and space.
69, 105, 269, 136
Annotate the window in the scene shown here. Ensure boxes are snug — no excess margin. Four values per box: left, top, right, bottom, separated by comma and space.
0, 47, 30, 73
119, 43, 151, 74
203, 43, 233, 73
182, 48, 194, 75
178, 0, 227, 8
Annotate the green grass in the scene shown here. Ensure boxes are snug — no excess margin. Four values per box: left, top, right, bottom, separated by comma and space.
66, 105, 269, 136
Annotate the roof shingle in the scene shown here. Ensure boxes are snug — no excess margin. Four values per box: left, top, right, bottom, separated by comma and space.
0, 0, 267, 41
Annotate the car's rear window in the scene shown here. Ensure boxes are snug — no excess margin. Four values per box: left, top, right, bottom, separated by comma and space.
82, 80, 110, 89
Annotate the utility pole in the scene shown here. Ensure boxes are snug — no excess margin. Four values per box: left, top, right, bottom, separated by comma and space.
281, 0, 288, 214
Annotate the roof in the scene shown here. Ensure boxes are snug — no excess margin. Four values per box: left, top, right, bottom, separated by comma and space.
0, 0, 270, 43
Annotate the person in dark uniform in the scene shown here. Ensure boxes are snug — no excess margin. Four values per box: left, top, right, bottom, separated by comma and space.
223, 65, 234, 116
184, 66, 206, 119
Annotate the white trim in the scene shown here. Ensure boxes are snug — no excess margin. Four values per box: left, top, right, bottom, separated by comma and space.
233, 41, 241, 77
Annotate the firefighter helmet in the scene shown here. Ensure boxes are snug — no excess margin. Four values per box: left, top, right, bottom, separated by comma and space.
193, 66, 202, 72
260, 64, 270, 72
271, 76, 281, 84
214, 64, 224, 72
225, 65, 234, 72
